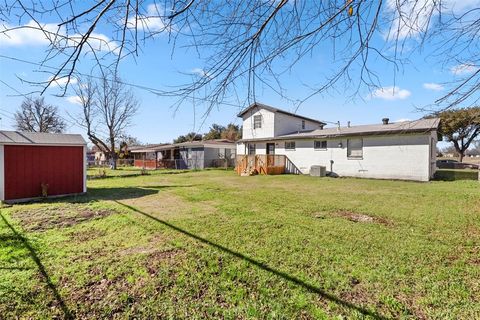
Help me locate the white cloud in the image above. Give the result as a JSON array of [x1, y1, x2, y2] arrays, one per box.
[[384, 0, 480, 40], [370, 86, 411, 101], [423, 82, 444, 91], [450, 63, 478, 76], [384, 0, 435, 40], [127, 4, 168, 32], [65, 95, 82, 105], [0, 20, 118, 53], [0, 20, 60, 46], [190, 68, 211, 78], [395, 118, 411, 123], [48, 76, 78, 88]]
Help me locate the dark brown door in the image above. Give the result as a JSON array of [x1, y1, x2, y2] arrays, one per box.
[[266, 143, 275, 167], [266, 143, 275, 155]]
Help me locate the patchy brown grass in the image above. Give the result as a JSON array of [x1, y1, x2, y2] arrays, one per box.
[[11, 205, 115, 232], [313, 210, 391, 225], [334, 210, 391, 225], [62, 247, 185, 318]]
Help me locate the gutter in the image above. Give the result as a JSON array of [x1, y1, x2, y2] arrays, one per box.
[[238, 128, 437, 143]]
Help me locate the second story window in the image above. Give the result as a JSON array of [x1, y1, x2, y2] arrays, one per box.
[[253, 115, 262, 129], [301, 120, 305, 129]]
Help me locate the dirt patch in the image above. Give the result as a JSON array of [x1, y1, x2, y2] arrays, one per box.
[[122, 191, 218, 220], [63, 247, 185, 318], [335, 210, 391, 225], [12, 204, 116, 232], [69, 228, 107, 242], [145, 248, 185, 276], [314, 210, 391, 225]]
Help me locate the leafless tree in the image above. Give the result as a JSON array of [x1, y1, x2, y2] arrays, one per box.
[[1, 1, 479, 112], [14, 97, 66, 133], [73, 72, 138, 169]]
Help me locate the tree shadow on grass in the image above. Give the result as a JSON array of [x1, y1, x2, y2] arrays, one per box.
[[0, 213, 73, 319], [115, 201, 387, 320], [84, 185, 197, 201]]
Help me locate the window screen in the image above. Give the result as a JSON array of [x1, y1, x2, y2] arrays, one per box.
[[347, 138, 363, 158], [253, 115, 262, 129], [301, 120, 306, 129]]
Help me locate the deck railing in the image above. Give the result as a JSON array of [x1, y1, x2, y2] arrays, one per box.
[[235, 154, 287, 175]]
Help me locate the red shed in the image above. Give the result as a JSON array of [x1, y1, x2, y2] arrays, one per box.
[[0, 131, 87, 202]]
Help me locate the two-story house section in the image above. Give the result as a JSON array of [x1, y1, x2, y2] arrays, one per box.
[[237, 102, 326, 156], [236, 102, 440, 181]]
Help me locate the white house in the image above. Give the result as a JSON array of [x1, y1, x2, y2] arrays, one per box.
[[236, 103, 440, 181]]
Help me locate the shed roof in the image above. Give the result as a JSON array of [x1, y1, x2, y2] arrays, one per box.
[[237, 102, 326, 126], [239, 118, 440, 142], [0, 130, 86, 146]]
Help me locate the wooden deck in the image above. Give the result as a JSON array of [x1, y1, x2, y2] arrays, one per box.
[[235, 155, 287, 175]]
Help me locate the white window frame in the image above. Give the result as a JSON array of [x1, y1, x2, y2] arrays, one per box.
[[285, 141, 296, 151], [253, 115, 262, 129], [301, 120, 306, 130], [314, 140, 327, 150], [347, 138, 363, 159]]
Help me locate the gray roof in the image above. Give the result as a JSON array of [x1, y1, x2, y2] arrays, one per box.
[[0, 130, 86, 146], [237, 102, 326, 126], [240, 118, 440, 142], [131, 139, 235, 153]]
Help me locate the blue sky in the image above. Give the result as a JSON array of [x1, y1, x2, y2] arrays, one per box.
[[0, 1, 478, 145]]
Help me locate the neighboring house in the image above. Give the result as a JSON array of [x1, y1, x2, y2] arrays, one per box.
[[131, 139, 236, 170], [236, 103, 440, 181], [91, 145, 107, 165], [0, 130, 87, 202]]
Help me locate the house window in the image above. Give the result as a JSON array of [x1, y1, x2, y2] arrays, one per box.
[[314, 140, 327, 150], [301, 120, 306, 129], [248, 143, 256, 155], [347, 138, 363, 159], [253, 115, 262, 129], [218, 148, 226, 159], [285, 141, 296, 150]]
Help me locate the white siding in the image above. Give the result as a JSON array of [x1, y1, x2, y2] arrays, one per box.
[[83, 146, 87, 193], [242, 108, 275, 139], [274, 112, 322, 136], [429, 131, 438, 178], [237, 142, 246, 155], [0, 145, 4, 201], [261, 134, 432, 181]]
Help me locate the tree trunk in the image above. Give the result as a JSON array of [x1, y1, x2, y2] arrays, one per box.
[[110, 151, 117, 170], [459, 152, 464, 163]]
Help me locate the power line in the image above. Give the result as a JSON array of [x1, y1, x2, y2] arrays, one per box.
[[0, 54, 340, 125]]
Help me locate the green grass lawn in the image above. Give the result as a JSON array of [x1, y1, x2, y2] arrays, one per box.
[[1, 169, 479, 319], [434, 169, 478, 181]]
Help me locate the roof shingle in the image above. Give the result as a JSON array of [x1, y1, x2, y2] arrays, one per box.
[[240, 118, 440, 142], [0, 131, 86, 145]]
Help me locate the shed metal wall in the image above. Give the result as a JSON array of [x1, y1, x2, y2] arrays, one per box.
[[4, 145, 84, 200]]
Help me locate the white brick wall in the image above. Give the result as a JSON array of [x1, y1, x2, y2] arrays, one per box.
[[237, 133, 435, 181]]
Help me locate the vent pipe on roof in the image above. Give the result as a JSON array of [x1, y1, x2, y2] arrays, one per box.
[[382, 118, 389, 125], [347, 121, 351, 128]]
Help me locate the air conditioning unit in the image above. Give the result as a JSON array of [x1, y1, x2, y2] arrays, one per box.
[[310, 165, 326, 177]]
